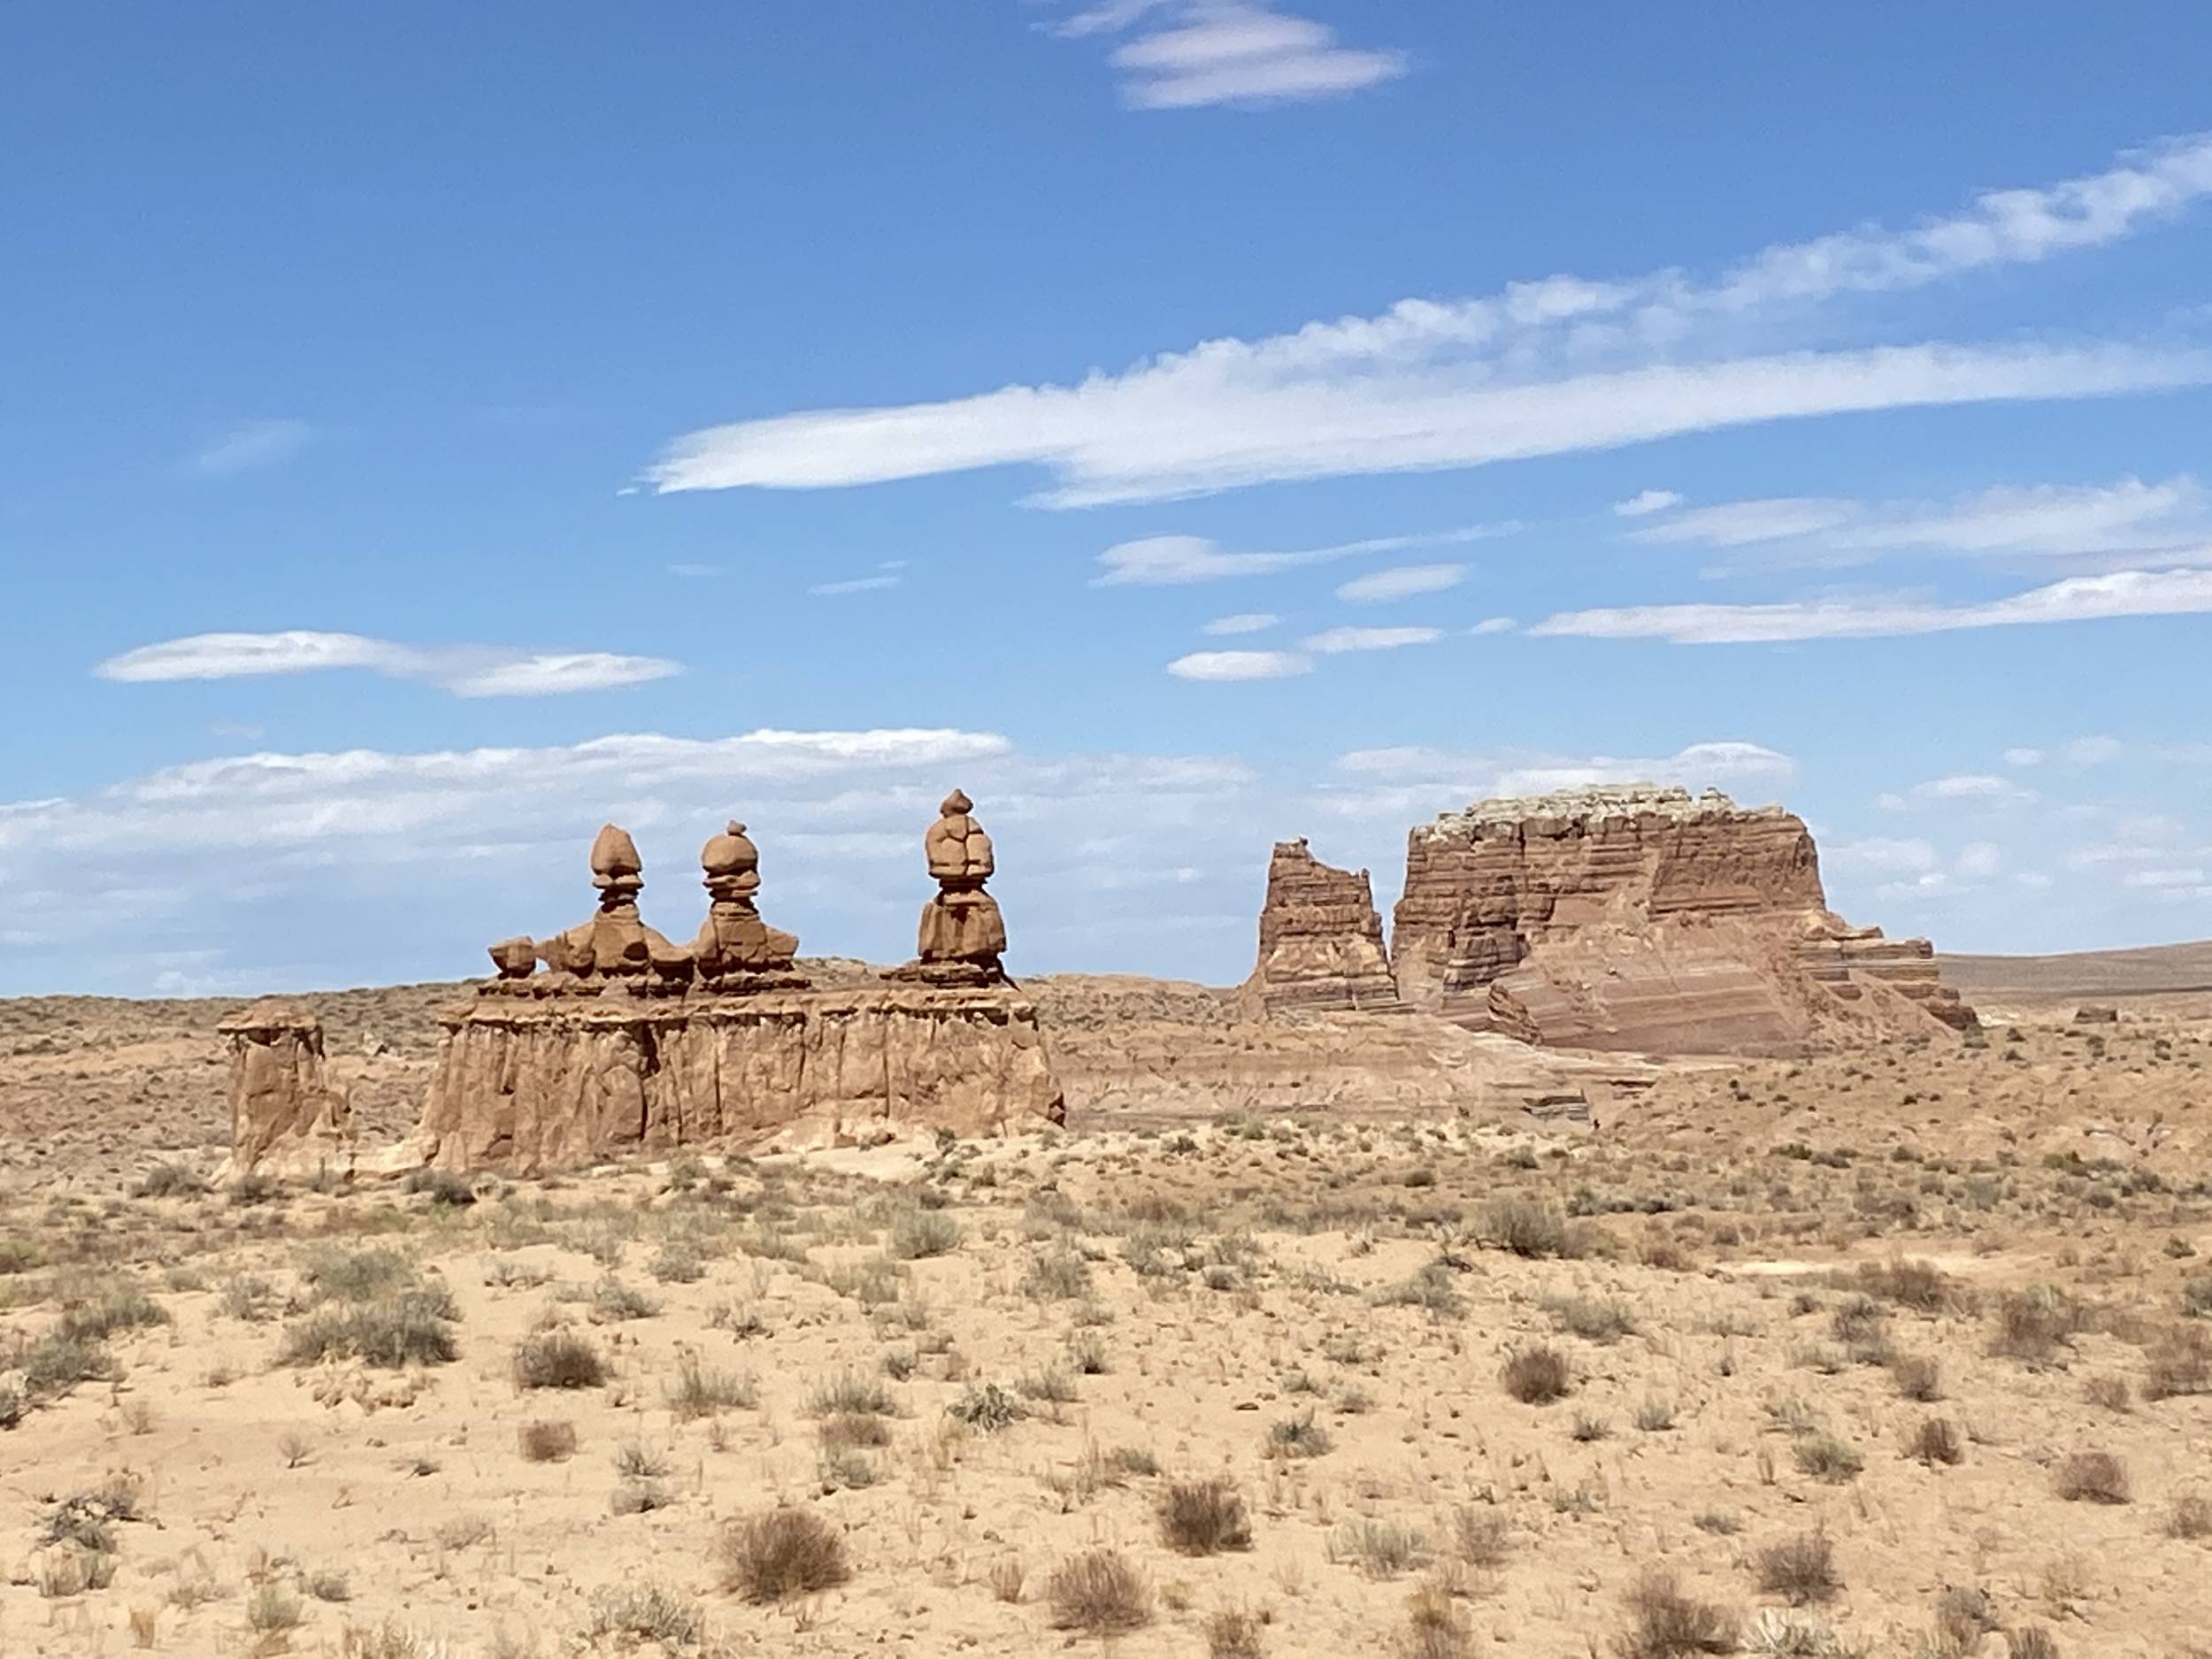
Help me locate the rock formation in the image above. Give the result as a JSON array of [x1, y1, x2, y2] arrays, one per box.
[[392, 814, 1062, 1174], [891, 790, 1010, 985], [1240, 839, 1407, 1014], [216, 999, 352, 1179], [1386, 785, 1973, 1054]]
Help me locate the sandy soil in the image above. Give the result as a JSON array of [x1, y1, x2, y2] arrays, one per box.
[[0, 986, 2208, 1658]]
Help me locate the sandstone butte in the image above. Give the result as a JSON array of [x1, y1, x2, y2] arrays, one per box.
[[1248, 783, 1975, 1055], [219, 795, 1064, 1179]]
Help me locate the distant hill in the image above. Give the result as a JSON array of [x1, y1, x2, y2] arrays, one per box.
[[1940, 941, 2212, 1001]]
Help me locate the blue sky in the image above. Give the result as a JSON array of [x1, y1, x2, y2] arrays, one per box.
[[4, 2, 2210, 995]]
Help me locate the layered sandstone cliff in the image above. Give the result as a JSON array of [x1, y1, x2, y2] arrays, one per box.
[[1241, 839, 1407, 1015], [216, 999, 354, 1179], [1390, 785, 1973, 1052]]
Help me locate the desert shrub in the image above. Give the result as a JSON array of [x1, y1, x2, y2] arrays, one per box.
[[665, 1356, 757, 1418], [219, 1273, 280, 1323], [1933, 1586, 1996, 1651], [1377, 1263, 1465, 1317], [1853, 1256, 1962, 1313], [1988, 1287, 2087, 1366], [947, 1383, 1024, 1432], [43, 1473, 146, 1551], [808, 1370, 895, 1417], [1106, 1444, 1160, 1477], [1334, 1517, 1429, 1578], [518, 1419, 578, 1463], [1045, 1549, 1150, 1635], [590, 1278, 661, 1322], [1741, 1609, 1856, 1656], [1481, 1195, 1573, 1258], [2166, 1494, 2212, 1539], [887, 1209, 961, 1260], [1206, 1607, 1268, 1659], [1018, 1368, 1078, 1404], [1907, 1417, 1963, 1466], [588, 1582, 703, 1646], [2084, 1373, 2131, 1412], [511, 1329, 606, 1389], [400, 1168, 476, 1208], [2052, 1450, 2129, 1503], [611, 1478, 676, 1515], [2007, 1631, 2060, 1659], [1753, 1526, 1839, 1604], [1543, 1294, 1637, 1343], [819, 1412, 894, 1454], [2183, 1274, 2212, 1318], [719, 1507, 850, 1603], [2143, 1325, 2211, 1399], [1022, 1249, 1094, 1302], [1067, 1330, 1110, 1374], [1157, 1477, 1252, 1555], [1635, 1395, 1678, 1432], [38, 1545, 117, 1597], [298, 1246, 416, 1303], [1452, 1507, 1510, 1568], [247, 1580, 304, 1632], [59, 1284, 169, 1344], [1891, 1354, 1942, 1402], [229, 1171, 282, 1207], [134, 1163, 210, 1200], [1571, 1411, 1611, 1442], [1400, 1579, 1472, 1658], [613, 1440, 671, 1479], [1500, 1345, 1572, 1404], [305, 1568, 350, 1602], [16, 1331, 113, 1397], [1791, 1432, 1863, 1482], [280, 1290, 457, 1369], [1263, 1409, 1332, 1459], [1616, 1570, 1738, 1656]]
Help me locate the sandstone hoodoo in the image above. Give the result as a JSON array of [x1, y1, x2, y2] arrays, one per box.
[[1386, 784, 1974, 1054], [1241, 838, 1407, 1014], [891, 789, 1010, 986], [215, 998, 352, 1179]]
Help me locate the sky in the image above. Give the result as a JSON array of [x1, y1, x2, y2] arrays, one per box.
[[4, 2, 2210, 997]]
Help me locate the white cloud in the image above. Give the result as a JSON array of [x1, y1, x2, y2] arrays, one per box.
[[2122, 867, 2212, 893], [2061, 735, 2125, 765], [1530, 563, 2212, 644], [188, 419, 313, 478], [94, 631, 682, 699], [1092, 523, 1509, 585], [1335, 563, 1465, 603], [1201, 612, 1279, 635], [1469, 616, 1517, 634], [1299, 626, 1440, 654], [1835, 836, 1940, 873], [1083, 3, 1409, 110], [1165, 649, 1312, 680], [649, 135, 2212, 505], [1613, 488, 1683, 518], [1957, 841, 2003, 878], [2003, 747, 2045, 767], [808, 575, 902, 595], [1912, 773, 2039, 804], [1628, 474, 2210, 565]]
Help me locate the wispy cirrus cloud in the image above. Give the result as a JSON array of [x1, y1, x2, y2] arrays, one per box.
[[1531, 563, 2212, 644], [1613, 488, 1683, 518], [648, 134, 2212, 506], [1054, 2, 1409, 110], [1165, 649, 1311, 680], [1300, 625, 1440, 654], [1091, 523, 1510, 585], [94, 631, 682, 698], [187, 419, 313, 478], [1201, 611, 1279, 634], [1630, 474, 2209, 566]]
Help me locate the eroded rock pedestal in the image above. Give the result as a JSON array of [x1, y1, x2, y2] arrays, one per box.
[[402, 806, 1062, 1174], [216, 999, 353, 1179], [1387, 785, 1974, 1054], [1241, 839, 1408, 1014]]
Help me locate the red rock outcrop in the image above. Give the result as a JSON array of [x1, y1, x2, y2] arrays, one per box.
[[1390, 785, 1974, 1052], [216, 999, 353, 1179], [398, 811, 1063, 1173], [1240, 839, 1407, 1014]]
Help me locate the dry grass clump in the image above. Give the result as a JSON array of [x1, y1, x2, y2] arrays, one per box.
[[1790, 1432, 1863, 1482], [280, 1290, 458, 1370], [1206, 1607, 1269, 1659], [517, 1418, 578, 1462], [1399, 1579, 1472, 1658], [1334, 1517, 1431, 1578], [1753, 1525, 1839, 1604], [664, 1355, 757, 1418], [1906, 1417, 1964, 1466], [1542, 1294, 1637, 1343], [511, 1329, 606, 1390], [1500, 1344, 1572, 1404], [886, 1207, 961, 1260], [1988, 1287, 2090, 1366], [588, 1582, 703, 1647], [2006, 1630, 2060, 1659], [1852, 1256, 1965, 1314], [2052, 1449, 2130, 1503], [2083, 1373, 2131, 1412], [2142, 1325, 2210, 1400], [1932, 1586, 1996, 1651], [2165, 1493, 2212, 1539], [1046, 1548, 1151, 1635], [807, 1370, 896, 1417], [1890, 1354, 1942, 1402], [1480, 1195, 1577, 1258], [718, 1507, 851, 1603], [1263, 1409, 1333, 1459], [1615, 1570, 1738, 1656], [1452, 1506, 1510, 1568], [1157, 1477, 1253, 1555]]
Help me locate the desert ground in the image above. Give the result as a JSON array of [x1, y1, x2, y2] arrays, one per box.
[[1, 973, 2208, 1658]]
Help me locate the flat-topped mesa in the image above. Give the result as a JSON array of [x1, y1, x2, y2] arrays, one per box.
[[488, 824, 693, 995], [887, 789, 1011, 987], [1391, 782, 1974, 1049], [1241, 839, 1408, 1015]]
